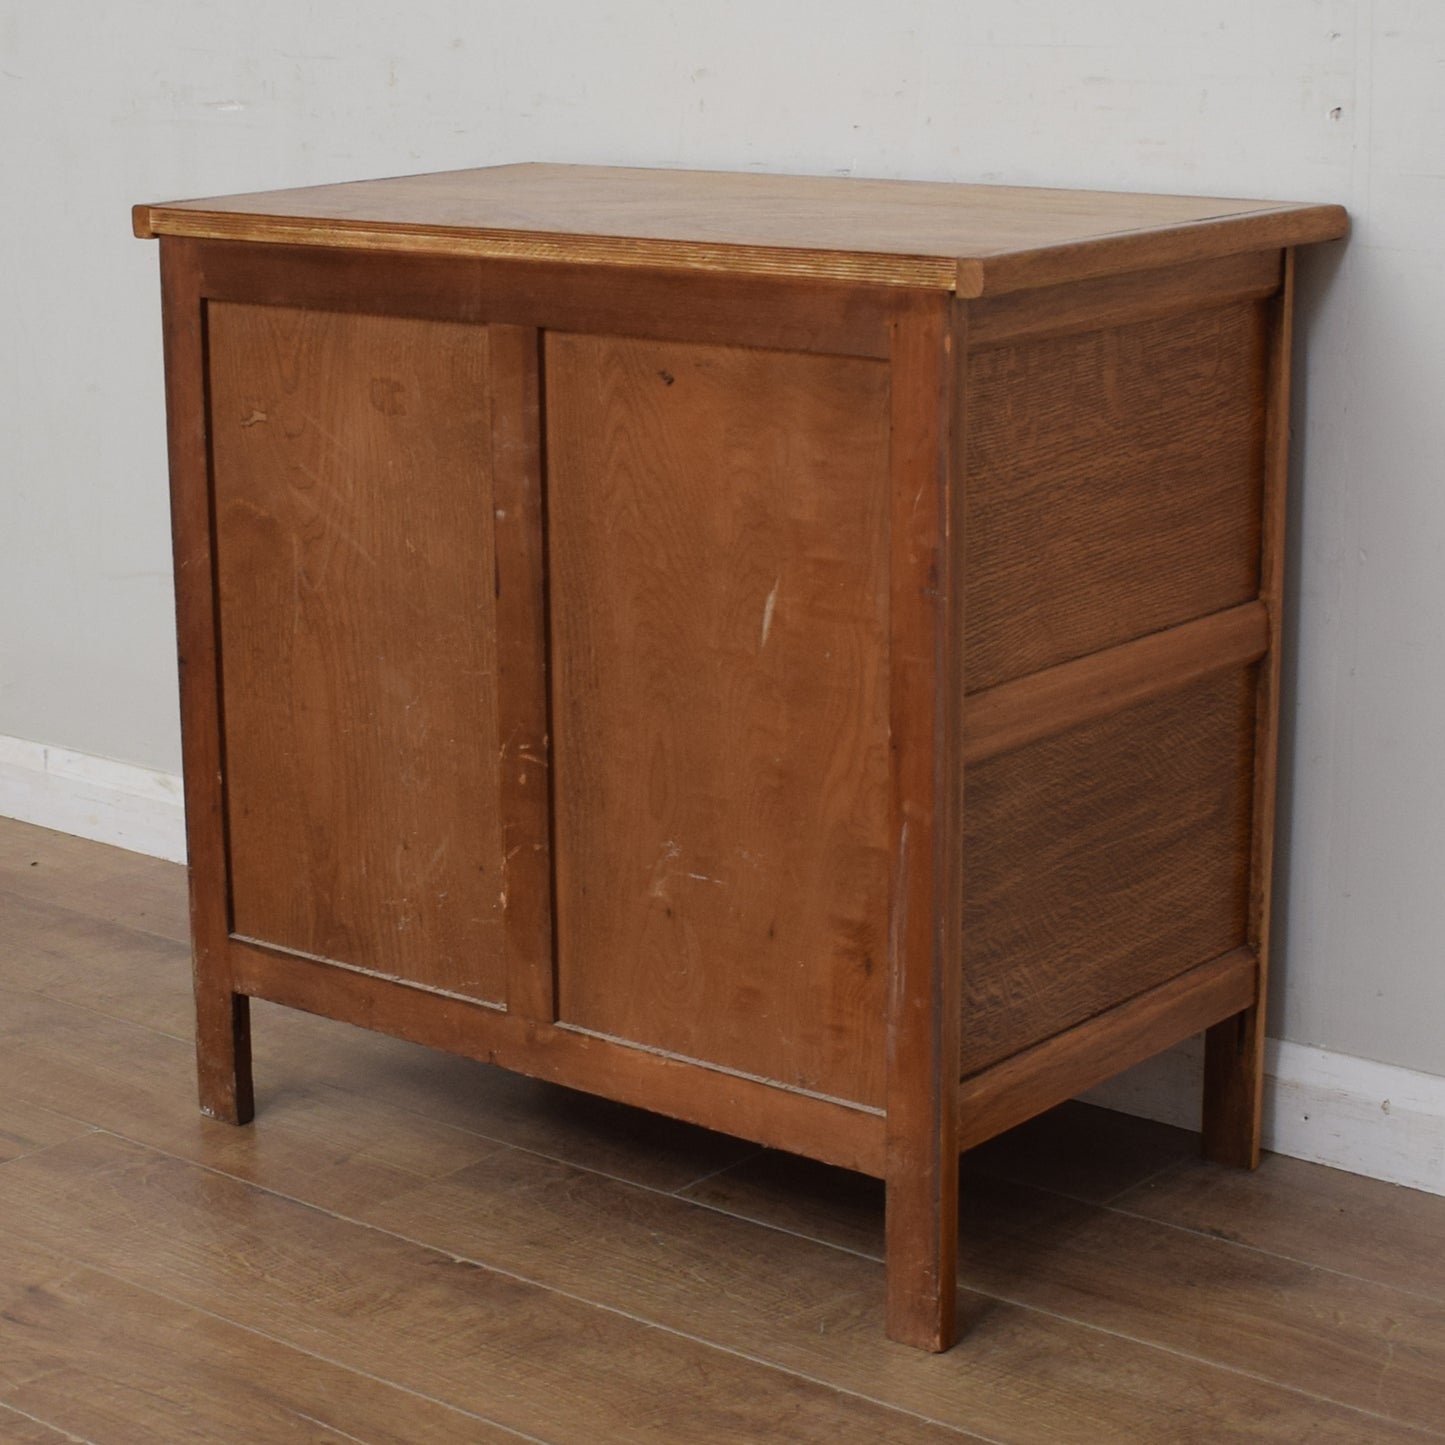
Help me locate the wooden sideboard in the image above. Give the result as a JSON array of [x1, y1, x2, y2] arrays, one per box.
[[135, 165, 1346, 1350]]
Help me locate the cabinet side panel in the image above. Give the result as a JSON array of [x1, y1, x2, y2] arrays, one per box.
[[546, 334, 892, 1106], [207, 303, 507, 1001], [964, 300, 1268, 690], [961, 669, 1255, 1075]]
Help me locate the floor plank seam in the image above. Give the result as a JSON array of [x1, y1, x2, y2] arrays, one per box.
[[938, 1282, 1445, 1440], [1095, 1154, 1195, 1207], [7, 1227, 561, 1445], [0, 1401, 96, 1445], [0, 1129, 102, 1173], [81, 1130, 996, 1445], [0, 975, 193, 1050], [77, 1117, 1445, 1437], [1094, 1198, 1445, 1308], [0, 879, 188, 951], [658, 1192, 1445, 1438], [667, 1146, 769, 1196]]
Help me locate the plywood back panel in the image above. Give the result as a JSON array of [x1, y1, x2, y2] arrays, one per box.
[[546, 334, 892, 1106], [208, 303, 508, 1002], [964, 300, 1269, 691], [960, 670, 1256, 1075]]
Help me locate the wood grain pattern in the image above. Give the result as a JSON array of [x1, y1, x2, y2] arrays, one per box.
[[882, 293, 964, 1351], [962, 601, 1268, 764], [956, 948, 1256, 1152], [6, 817, 1441, 1443], [0, 1133, 978, 1445], [231, 939, 887, 1177], [0, 1235, 511, 1444], [1204, 252, 1297, 1167], [1118, 1149, 1445, 1303], [686, 1151, 1445, 1438], [964, 299, 1269, 690], [193, 240, 895, 359], [0, 1406, 79, 1443], [961, 671, 1256, 1074], [966, 248, 1281, 349], [361, 1126, 1440, 1445], [159, 238, 253, 1125], [0, 816, 189, 943], [208, 303, 508, 1002], [546, 332, 893, 1106], [488, 325, 555, 1023], [134, 163, 1347, 294]]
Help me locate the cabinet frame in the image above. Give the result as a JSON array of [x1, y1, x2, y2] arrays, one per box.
[[158, 224, 1299, 1353]]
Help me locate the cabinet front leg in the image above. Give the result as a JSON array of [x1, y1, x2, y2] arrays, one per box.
[[885, 1121, 960, 1351], [195, 978, 254, 1126]]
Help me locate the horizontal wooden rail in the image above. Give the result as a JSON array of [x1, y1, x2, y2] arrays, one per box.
[[965, 249, 1281, 350], [229, 936, 888, 1177], [962, 602, 1268, 765], [956, 946, 1257, 1153]]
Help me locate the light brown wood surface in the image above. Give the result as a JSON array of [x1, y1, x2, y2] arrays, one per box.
[[1, 818, 1441, 1444], [546, 332, 893, 1104], [134, 162, 1347, 294], [138, 174, 1344, 1352], [208, 302, 509, 1001]]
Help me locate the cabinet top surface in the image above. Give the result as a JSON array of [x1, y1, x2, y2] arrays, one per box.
[[134, 162, 1346, 295]]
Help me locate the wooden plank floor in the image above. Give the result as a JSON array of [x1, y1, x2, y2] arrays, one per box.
[[1, 815, 1442, 1443]]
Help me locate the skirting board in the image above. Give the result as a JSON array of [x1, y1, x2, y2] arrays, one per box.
[[3, 731, 1443, 1197], [0, 733, 187, 864]]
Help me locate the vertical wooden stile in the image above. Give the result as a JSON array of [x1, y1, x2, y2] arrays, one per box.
[[490, 325, 557, 1022], [1202, 249, 1296, 1167], [883, 291, 965, 1351], [159, 237, 253, 1124]]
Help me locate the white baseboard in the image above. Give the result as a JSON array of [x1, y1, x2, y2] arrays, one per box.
[[0, 733, 187, 863], [1085, 1035, 1445, 1197], [3, 730, 1443, 1196]]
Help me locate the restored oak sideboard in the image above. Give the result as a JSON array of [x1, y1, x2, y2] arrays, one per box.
[[135, 165, 1346, 1350]]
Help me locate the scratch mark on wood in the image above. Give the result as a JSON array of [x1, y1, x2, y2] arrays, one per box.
[[760, 579, 779, 649]]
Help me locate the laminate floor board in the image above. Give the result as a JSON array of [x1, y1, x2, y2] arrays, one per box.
[[0, 876, 763, 1195], [0, 982, 517, 1216], [0, 889, 195, 1041], [4, 817, 1445, 1444], [1112, 1152, 1445, 1301], [0, 1133, 986, 1445], [0, 1099, 92, 1167], [687, 1150, 1445, 1436], [359, 1130, 1443, 1445], [0, 823, 189, 945], [0, 1403, 86, 1443], [0, 1233, 524, 1445], [1, 979, 1415, 1444]]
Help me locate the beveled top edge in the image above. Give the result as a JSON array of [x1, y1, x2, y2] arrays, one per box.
[[133, 162, 1349, 293]]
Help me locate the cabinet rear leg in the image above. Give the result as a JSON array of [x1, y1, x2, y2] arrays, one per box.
[[195, 983, 254, 1125], [1201, 1004, 1264, 1168]]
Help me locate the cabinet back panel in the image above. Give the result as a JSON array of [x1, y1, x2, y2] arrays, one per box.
[[207, 303, 508, 1001], [964, 301, 1268, 691], [546, 334, 892, 1106], [960, 670, 1255, 1075]]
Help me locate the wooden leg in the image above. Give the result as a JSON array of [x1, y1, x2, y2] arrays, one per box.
[[1202, 1004, 1264, 1168], [195, 983, 254, 1126], [885, 1137, 959, 1351]]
